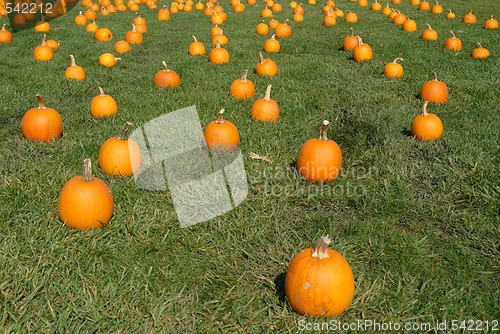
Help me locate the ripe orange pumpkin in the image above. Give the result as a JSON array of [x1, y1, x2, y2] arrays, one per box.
[[344, 10, 358, 23], [444, 30, 462, 51], [471, 42, 490, 59], [158, 5, 171, 20], [86, 20, 99, 33], [154, 61, 181, 88], [418, 0, 430, 11], [296, 120, 342, 182], [99, 53, 121, 67], [99, 122, 142, 176], [419, 72, 448, 104], [251, 84, 279, 122], [211, 30, 229, 45], [484, 15, 499, 29], [285, 236, 355, 317], [255, 51, 278, 76], [21, 94, 63, 142], [402, 17, 417, 32], [34, 34, 54, 61], [65, 55, 86, 81], [275, 19, 292, 38], [431, 0, 442, 14], [204, 109, 240, 150], [58, 158, 114, 230], [353, 36, 372, 62], [0, 24, 13, 43], [94, 27, 113, 41], [463, 9, 476, 24], [411, 100, 443, 141], [323, 8, 336, 26], [343, 27, 358, 51], [256, 20, 270, 35], [209, 42, 230, 64], [229, 70, 255, 99], [34, 16, 51, 32], [371, 0, 381, 11], [383, 57, 403, 78], [263, 34, 280, 53], [189, 35, 206, 56], [115, 40, 131, 53], [90, 87, 118, 118], [125, 24, 143, 44], [446, 10, 455, 19], [421, 23, 438, 40], [45, 39, 61, 50]]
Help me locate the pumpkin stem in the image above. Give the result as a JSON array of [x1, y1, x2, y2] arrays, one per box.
[[450, 30, 456, 38], [69, 54, 77, 66], [259, 51, 265, 64], [82, 158, 94, 182], [41, 33, 47, 46], [119, 121, 133, 140], [431, 71, 438, 81], [1, 24, 6, 31], [240, 69, 249, 81], [192, 35, 198, 42], [271, 33, 276, 40], [421, 100, 430, 116], [311, 236, 331, 260], [162, 61, 170, 71], [392, 57, 403, 64], [263, 84, 272, 100], [216, 41, 221, 48], [349, 27, 354, 36], [425, 23, 432, 30], [476, 42, 483, 49], [35, 94, 47, 110], [319, 120, 330, 141], [216, 108, 226, 124], [131, 23, 137, 32], [98, 86, 105, 96], [356, 35, 363, 45]]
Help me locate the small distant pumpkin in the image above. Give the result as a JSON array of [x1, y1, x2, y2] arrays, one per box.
[[255, 51, 278, 76], [444, 30, 462, 51], [256, 20, 270, 35], [154, 61, 181, 88], [189, 36, 206, 56], [251, 84, 280, 122], [0, 24, 13, 43], [99, 53, 121, 67], [421, 23, 438, 40], [125, 24, 143, 44], [34, 34, 54, 61], [471, 42, 490, 59], [65, 55, 86, 81], [419, 72, 448, 104], [34, 15, 51, 32], [431, 0, 442, 14], [462, 9, 476, 24], [446, 9, 455, 19], [21, 94, 63, 142], [158, 5, 171, 20], [75, 11, 88, 25], [86, 20, 99, 33], [115, 40, 131, 53], [484, 15, 498, 30], [402, 17, 417, 32], [94, 27, 113, 41], [90, 86, 118, 118], [344, 10, 358, 23], [343, 27, 358, 51], [204, 108, 240, 151], [275, 19, 292, 38], [411, 100, 443, 141], [383, 57, 403, 78], [229, 70, 255, 99]]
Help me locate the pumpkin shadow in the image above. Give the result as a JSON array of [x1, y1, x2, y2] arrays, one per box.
[[401, 128, 413, 137], [274, 272, 287, 304]]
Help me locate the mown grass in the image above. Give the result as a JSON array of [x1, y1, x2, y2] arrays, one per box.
[[0, 0, 499, 332]]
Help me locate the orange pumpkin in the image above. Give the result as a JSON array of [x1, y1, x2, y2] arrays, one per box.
[[65, 55, 86, 80], [260, 5, 272, 17], [34, 34, 54, 61], [98, 122, 142, 176], [90, 86, 118, 118], [58, 158, 114, 230], [209, 42, 230, 64], [411, 100, 443, 141], [471, 42, 490, 59], [444, 30, 462, 51], [421, 23, 438, 40], [463, 9, 476, 24], [263, 34, 280, 53], [256, 20, 270, 35], [431, 0, 442, 14], [344, 10, 358, 23], [99, 53, 121, 67], [115, 40, 131, 53], [352, 36, 372, 62], [323, 8, 336, 26], [419, 72, 448, 104], [86, 20, 99, 33], [229, 70, 255, 99], [211, 31, 228, 45], [418, 0, 430, 11], [75, 10, 88, 25], [21, 94, 63, 142], [402, 17, 417, 32], [0, 24, 13, 43], [189, 35, 206, 56], [94, 27, 113, 41], [275, 19, 292, 38], [296, 120, 342, 182], [446, 9, 455, 19], [154, 61, 180, 88], [383, 57, 403, 78], [285, 236, 355, 317], [255, 51, 278, 76], [343, 27, 358, 51], [371, 0, 381, 11], [211, 24, 223, 36], [45, 39, 61, 50], [204, 109, 240, 150], [382, 3, 392, 16], [484, 15, 498, 29], [34, 15, 51, 32], [251, 84, 279, 122], [158, 5, 171, 20], [125, 24, 143, 44]]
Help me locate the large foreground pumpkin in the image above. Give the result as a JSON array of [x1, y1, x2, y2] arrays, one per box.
[[285, 236, 355, 317]]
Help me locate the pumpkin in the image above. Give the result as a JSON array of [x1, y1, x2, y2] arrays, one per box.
[[471, 42, 490, 59], [211, 24, 223, 36], [392, 11, 407, 25], [352, 36, 372, 62], [370, 0, 381, 11], [256, 51, 278, 76], [94, 27, 113, 41], [275, 19, 292, 38], [84, 8, 98, 20], [98, 122, 142, 176], [418, 0, 430, 11], [334, 8, 344, 17], [444, 30, 462, 51], [115, 40, 131, 53], [251, 84, 279, 122], [269, 18, 280, 29], [296, 120, 342, 182], [271, 2, 281, 11], [323, 8, 336, 26], [431, 0, 442, 14], [125, 24, 143, 44], [100, 6, 110, 16], [34, 16, 51, 32], [154, 61, 181, 88], [263, 34, 280, 53], [90, 86, 118, 118], [293, 12, 304, 22], [293, 4, 304, 14], [343, 27, 358, 51], [382, 4, 392, 16], [383, 57, 403, 78], [234, 1, 245, 12], [421, 23, 438, 40], [256, 20, 270, 35], [484, 15, 498, 29], [99, 53, 121, 67], [204, 108, 240, 150], [289, 1, 298, 8], [357, 0, 368, 7], [158, 5, 171, 20], [285, 236, 355, 317], [392, 0, 401, 4], [463, 9, 476, 24], [21, 94, 63, 142], [65, 55, 86, 80], [86, 20, 99, 33], [209, 42, 230, 64], [229, 70, 255, 99], [195, 0, 204, 10], [34, 34, 54, 61], [344, 10, 358, 23], [134, 14, 148, 33], [45, 39, 61, 50], [58, 158, 114, 230], [446, 10, 455, 19], [189, 36, 206, 56], [389, 10, 399, 19], [13, 13, 28, 26], [419, 72, 448, 104], [212, 31, 229, 45], [411, 100, 443, 141], [260, 5, 272, 17], [410, 0, 420, 5], [0, 24, 13, 43], [402, 17, 417, 32]]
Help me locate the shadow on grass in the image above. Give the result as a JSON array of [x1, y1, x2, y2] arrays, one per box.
[[401, 127, 413, 137], [274, 272, 287, 304]]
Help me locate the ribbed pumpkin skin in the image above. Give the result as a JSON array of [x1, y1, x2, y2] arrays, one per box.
[[98, 138, 142, 176], [58, 176, 114, 230], [229, 74, 255, 99], [21, 108, 63, 142], [419, 81, 448, 104], [204, 117, 240, 151], [411, 113, 443, 140], [296, 139, 342, 182], [90, 90, 118, 118], [251, 99, 279, 121], [285, 247, 355, 317]]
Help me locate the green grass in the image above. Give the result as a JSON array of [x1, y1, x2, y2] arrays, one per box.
[[0, 0, 499, 332]]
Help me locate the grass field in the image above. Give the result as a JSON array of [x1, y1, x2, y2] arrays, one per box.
[[0, 0, 499, 332]]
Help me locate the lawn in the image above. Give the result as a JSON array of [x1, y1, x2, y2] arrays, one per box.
[[0, 0, 499, 332]]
